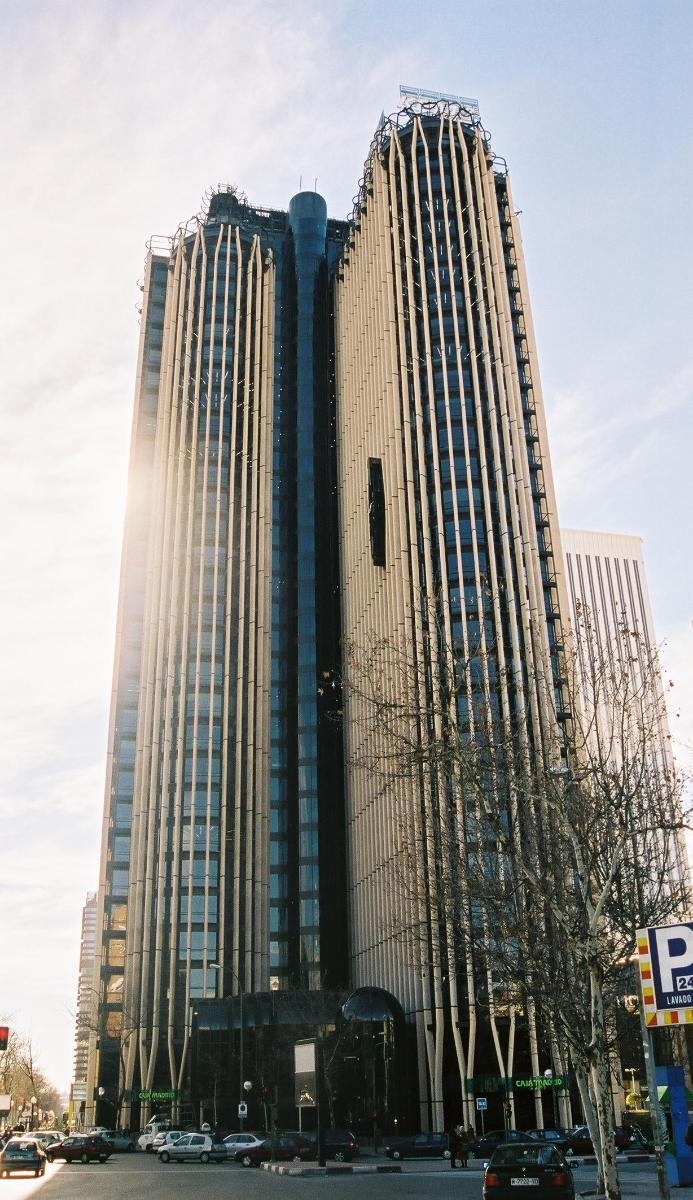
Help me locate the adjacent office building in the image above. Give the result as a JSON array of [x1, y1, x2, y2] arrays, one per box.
[[562, 527, 686, 874], [70, 892, 97, 1124], [87, 89, 572, 1131]]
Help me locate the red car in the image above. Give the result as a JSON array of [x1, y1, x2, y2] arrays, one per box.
[[45, 1133, 112, 1163], [234, 1133, 312, 1167], [566, 1126, 632, 1155]]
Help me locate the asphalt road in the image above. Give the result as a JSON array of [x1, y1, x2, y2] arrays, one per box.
[[0, 1153, 664, 1200]]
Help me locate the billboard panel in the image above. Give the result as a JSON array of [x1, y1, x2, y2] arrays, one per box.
[[294, 1039, 317, 1107], [637, 923, 693, 1027]]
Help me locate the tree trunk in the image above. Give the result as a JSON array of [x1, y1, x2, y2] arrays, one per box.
[[590, 962, 621, 1200], [575, 1060, 604, 1193]]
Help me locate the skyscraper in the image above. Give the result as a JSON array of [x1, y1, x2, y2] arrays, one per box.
[[334, 89, 570, 1130], [87, 189, 349, 1126], [70, 892, 97, 1125], [88, 88, 572, 1132], [561, 527, 686, 876]]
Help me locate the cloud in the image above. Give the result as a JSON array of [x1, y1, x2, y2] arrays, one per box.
[[546, 360, 693, 518], [661, 621, 693, 774]]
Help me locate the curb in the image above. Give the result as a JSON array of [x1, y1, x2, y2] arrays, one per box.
[[263, 1162, 403, 1176]]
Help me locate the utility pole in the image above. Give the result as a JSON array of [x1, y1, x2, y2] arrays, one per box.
[[640, 1016, 670, 1200]]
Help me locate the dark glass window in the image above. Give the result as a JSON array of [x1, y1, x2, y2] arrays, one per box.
[[368, 458, 386, 567]]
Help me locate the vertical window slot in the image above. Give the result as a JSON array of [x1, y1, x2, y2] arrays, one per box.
[[368, 458, 386, 567]]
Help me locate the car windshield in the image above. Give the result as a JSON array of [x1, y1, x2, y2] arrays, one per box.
[[493, 1145, 562, 1166], [5, 1142, 37, 1156]]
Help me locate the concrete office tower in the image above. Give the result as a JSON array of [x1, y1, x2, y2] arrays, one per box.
[[562, 528, 664, 693], [86, 188, 348, 1126], [334, 92, 571, 1128], [561, 528, 687, 869], [71, 892, 97, 1122]]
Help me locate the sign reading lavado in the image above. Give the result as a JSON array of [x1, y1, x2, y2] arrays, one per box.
[[637, 922, 693, 1027]]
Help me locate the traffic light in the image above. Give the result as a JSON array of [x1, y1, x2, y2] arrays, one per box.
[[0, 1027, 8, 1052]]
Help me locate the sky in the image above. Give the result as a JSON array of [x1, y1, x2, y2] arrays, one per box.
[[1, 0, 691, 1095]]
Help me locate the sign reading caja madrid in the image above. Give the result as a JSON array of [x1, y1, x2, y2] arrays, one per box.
[[637, 923, 693, 1027]]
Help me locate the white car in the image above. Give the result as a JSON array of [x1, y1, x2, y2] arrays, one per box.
[[151, 1130, 187, 1150], [32, 1131, 64, 1147], [223, 1132, 266, 1158], [157, 1132, 226, 1163]]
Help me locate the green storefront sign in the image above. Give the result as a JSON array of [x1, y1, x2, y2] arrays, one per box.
[[465, 1075, 566, 1092], [138, 1090, 178, 1102]]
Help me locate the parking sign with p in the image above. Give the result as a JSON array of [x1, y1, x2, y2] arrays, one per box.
[[637, 923, 693, 1026]]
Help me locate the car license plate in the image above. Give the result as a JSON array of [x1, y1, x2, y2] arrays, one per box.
[[511, 1178, 539, 1186]]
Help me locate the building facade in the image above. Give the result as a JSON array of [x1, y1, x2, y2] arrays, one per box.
[[334, 94, 571, 1130], [86, 189, 349, 1127], [70, 891, 97, 1124], [561, 527, 687, 877], [88, 90, 574, 1132]]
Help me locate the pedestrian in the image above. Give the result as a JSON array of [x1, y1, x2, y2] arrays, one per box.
[[457, 1125, 469, 1167], [449, 1124, 462, 1168]]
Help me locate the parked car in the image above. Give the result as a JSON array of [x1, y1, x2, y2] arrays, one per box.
[[300, 1128, 359, 1162], [100, 1129, 137, 1152], [223, 1131, 267, 1157], [45, 1133, 113, 1163], [157, 1132, 226, 1163], [233, 1133, 312, 1167], [384, 1131, 451, 1160], [566, 1125, 633, 1155], [524, 1129, 573, 1154], [32, 1130, 65, 1149], [472, 1129, 540, 1158], [0, 1137, 47, 1178], [483, 1141, 575, 1200], [151, 1129, 187, 1150]]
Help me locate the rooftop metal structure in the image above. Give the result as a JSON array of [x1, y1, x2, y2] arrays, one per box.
[[399, 84, 480, 117]]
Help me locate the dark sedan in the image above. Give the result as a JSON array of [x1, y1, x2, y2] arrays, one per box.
[[472, 1129, 540, 1158], [524, 1129, 572, 1154], [45, 1133, 112, 1163], [0, 1137, 47, 1177], [483, 1141, 575, 1200], [300, 1128, 359, 1162], [384, 1131, 450, 1160], [234, 1134, 312, 1167]]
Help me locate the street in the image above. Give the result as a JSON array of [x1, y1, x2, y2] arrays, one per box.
[[0, 1154, 666, 1200]]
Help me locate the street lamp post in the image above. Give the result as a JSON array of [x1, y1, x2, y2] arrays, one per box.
[[29, 1097, 37, 1131], [543, 1069, 559, 1129]]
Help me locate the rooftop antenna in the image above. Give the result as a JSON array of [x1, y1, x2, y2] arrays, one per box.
[[299, 175, 302, 191], [314, 177, 317, 191]]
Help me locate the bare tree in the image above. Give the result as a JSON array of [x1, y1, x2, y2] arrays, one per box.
[[0, 1025, 61, 1129], [339, 602, 690, 1200]]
